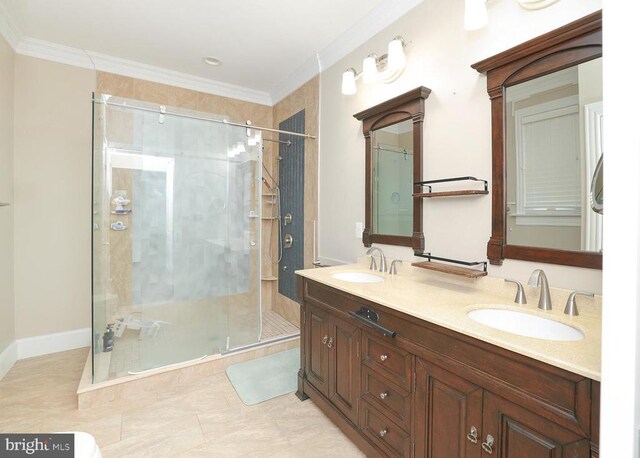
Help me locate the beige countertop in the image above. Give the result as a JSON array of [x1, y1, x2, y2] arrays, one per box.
[[296, 260, 601, 381]]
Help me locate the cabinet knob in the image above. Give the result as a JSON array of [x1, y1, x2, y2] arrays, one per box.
[[380, 354, 388, 362], [379, 391, 389, 400], [466, 426, 478, 444], [322, 335, 328, 345], [379, 429, 388, 438], [481, 434, 494, 454], [327, 337, 334, 349]]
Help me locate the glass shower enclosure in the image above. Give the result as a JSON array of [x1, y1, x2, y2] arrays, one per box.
[[91, 94, 262, 383]]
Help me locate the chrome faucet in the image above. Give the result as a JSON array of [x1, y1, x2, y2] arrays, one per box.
[[564, 291, 594, 316], [365, 247, 387, 273], [389, 259, 402, 275], [505, 279, 527, 304], [528, 269, 552, 310]]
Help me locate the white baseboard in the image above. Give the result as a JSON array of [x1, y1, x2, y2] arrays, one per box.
[[0, 341, 17, 380], [16, 327, 92, 360]]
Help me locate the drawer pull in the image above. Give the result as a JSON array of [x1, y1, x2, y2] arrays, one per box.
[[380, 354, 388, 362], [481, 435, 494, 454], [327, 337, 334, 349], [379, 429, 388, 438], [379, 391, 389, 400], [322, 335, 328, 345], [466, 426, 478, 444], [349, 308, 397, 337]]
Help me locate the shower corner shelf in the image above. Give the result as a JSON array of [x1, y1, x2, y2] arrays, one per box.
[[261, 276, 277, 281], [412, 253, 487, 278], [414, 176, 488, 198]]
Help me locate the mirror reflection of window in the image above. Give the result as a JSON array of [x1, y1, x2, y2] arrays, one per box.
[[506, 57, 602, 253], [371, 119, 413, 237]]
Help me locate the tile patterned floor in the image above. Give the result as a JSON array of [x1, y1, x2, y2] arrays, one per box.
[[0, 348, 363, 458], [260, 310, 299, 341]]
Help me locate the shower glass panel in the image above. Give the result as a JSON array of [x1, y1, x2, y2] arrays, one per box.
[[92, 94, 261, 383]]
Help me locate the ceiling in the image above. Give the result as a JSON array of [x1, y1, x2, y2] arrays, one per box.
[[0, 0, 421, 103]]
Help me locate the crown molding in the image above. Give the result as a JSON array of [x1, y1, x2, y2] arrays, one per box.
[[87, 51, 272, 106], [271, 54, 320, 105], [269, 0, 423, 104], [16, 37, 95, 69], [0, 2, 22, 49], [317, 0, 423, 73], [14, 38, 272, 105]]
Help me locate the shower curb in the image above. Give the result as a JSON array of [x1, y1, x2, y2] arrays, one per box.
[[76, 335, 299, 409]]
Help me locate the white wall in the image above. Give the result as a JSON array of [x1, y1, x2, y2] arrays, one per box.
[[13, 56, 94, 339], [318, 0, 602, 293], [601, 1, 640, 456], [0, 34, 15, 360]]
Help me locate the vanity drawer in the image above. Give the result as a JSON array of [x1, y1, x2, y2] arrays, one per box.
[[360, 401, 411, 457], [362, 367, 411, 432], [362, 332, 413, 391]]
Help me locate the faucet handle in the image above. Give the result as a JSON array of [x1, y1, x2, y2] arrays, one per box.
[[369, 256, 378, 271], [564, 291, 594, 316], [505, 279, 527, 305], [389, 259, 402, 275]]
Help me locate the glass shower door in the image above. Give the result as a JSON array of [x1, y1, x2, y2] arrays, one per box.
[[92, 94, 261, 382]]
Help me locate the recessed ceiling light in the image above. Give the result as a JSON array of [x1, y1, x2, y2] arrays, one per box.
[[203, 56, 222, 66]]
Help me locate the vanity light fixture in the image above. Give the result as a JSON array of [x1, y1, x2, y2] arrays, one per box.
[[464, 0, 561, 31], [341, 36, 407, 95]]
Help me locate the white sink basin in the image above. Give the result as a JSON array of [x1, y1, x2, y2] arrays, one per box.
[[467, 308, 584, 341], [331, 272, 384, 283]]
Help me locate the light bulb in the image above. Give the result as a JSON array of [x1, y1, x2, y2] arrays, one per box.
[[341, 69, 357, 95], [464, 0, 488, 31], [387, 38, 406, 72], [362, 55, 378, 84]]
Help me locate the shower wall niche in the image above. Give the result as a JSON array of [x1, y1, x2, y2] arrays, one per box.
[[92, 94, 262, 383]]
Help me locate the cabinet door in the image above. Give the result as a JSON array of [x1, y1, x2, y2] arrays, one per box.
[[481, 391, 590, 458], [305, 304, 330, 397], [328, 315, 361, 425], [415, 358, 483, 458]]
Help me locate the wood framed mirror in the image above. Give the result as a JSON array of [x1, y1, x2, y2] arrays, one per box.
[[354, 87, 431, 253], [472, 11, 602, 269]]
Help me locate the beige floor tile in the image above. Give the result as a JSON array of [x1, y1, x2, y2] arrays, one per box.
[[101, 415, 205, 458], [1, 348, 362, 457]]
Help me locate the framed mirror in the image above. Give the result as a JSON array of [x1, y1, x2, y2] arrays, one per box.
[[354, 87, 431, 253], [472, 11, 602, 269]]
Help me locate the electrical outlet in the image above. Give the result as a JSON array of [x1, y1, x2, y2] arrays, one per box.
[[356, 222, 363, 238]]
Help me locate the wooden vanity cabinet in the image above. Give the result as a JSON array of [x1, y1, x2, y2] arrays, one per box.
[[304, 302, 361, 425], [414, 359, 590, 457], [297, 277, 600, 458]]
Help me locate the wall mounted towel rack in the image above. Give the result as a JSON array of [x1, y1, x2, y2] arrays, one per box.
[[414, 176, 488, 198], [412, 252, 488, 278]]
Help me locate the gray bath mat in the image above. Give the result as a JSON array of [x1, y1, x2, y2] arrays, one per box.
[[226, 348, 299, 405]]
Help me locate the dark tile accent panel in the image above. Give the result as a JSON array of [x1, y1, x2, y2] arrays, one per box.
[[278, 110, 305, 302]]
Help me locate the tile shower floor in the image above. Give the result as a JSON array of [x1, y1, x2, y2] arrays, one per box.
[[106, 309, 299, 380], [0, 348, 364, 457]]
